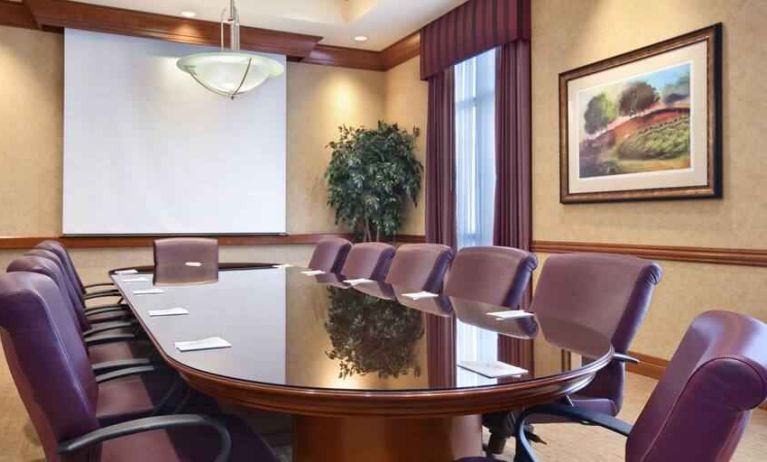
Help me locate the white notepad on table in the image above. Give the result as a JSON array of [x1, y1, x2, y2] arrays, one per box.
[[458, 360, 528, 379], [401, 291, 439, 300], [486, 310, 535, 320], [133, 288, 164, 295], [185, 261, 202, 267], [175, 337, 231, 352], [300, 270, 325, 276], [343, 278, 374, 286], [115, 269, 138, 275], [122, 277, 150, 283], [148, 307, 189, 317]]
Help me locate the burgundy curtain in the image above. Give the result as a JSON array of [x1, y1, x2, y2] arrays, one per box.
[[424, 69, 456, 387], [494, 39, 533, 372]]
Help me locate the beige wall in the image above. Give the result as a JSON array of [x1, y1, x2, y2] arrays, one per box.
[[531, 0, 767, 358], [385, 57, 428, 235]]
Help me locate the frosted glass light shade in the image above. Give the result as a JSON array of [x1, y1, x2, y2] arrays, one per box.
[[177, 52, 284, 99]]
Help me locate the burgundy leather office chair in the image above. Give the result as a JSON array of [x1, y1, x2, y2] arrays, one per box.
[[36, 240, 120, 301], [340, 242, 396, 280], [308, 237, 352, 273], [512, 310, 767, 462], [153, 238, 219, 285], [485, 253, 662, 453], [6, 256, 153, 365], [443, 246, 538, 307], [384, 243, 455, 293], [0, 272, 276, 462]]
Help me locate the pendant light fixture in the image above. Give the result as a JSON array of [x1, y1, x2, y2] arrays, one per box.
[[177, 0, 284, 99]]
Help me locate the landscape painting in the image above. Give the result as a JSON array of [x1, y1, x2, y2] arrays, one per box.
[[577, 63, 691, 178], [559, 24, 721, 203]]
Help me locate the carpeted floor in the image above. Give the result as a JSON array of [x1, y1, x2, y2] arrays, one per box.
[[1, 356, 764, 461]]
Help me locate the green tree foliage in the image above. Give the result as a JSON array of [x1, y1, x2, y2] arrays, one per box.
[[584, 92, 617, 134], [662, 74, 690, 104], [325, 121, 422, 242], [324, 287, 423, 379], [619, 81, 659, 116]]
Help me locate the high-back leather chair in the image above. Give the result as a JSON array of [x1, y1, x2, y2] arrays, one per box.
[[443, 246, 538, 306], [513, 310, 767, 462], [531, 253, 662, 415], [340, 242, 396, 280], [153, 238, 219, 285], [308, 237, 352, 273], [384, 244, 455, 293], [34, 241, 120, 301], [0, 272, 276, 462], [485, 253, 662, 453]]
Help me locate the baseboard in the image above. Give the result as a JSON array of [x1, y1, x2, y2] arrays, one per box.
[[628, 350, 767, 411]]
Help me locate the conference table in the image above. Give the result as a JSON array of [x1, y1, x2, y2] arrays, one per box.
[[111, 265, 614, 462]]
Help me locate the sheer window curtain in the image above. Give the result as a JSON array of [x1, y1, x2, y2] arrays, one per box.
[[454, 49, 497, 384]]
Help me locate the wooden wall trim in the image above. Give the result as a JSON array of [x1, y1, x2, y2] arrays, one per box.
[[0, 0, 37, 30], [301, 44, 386, 71], [532, 240, 767, 268], [3, 0, 420, 71], [0, 234, 428, 250], [24, 0, 322, 58], [380, 32, 421, 69]]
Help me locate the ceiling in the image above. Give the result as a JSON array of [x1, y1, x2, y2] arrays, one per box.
[[72, 0, 468, 50]]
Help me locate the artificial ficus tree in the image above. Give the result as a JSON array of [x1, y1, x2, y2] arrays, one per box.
[[325, 121, 422, 242]]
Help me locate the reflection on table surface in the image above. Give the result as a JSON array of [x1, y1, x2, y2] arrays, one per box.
[[112, 266, 612, 392]]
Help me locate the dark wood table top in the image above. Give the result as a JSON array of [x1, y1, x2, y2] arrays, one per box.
[[112, 266, 613, 417]]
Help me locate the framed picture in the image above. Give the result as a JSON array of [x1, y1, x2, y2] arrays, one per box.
[[559, 24, 722, 203]]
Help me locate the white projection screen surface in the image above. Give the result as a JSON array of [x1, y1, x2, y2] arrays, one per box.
[[63, 29, 287, 235]]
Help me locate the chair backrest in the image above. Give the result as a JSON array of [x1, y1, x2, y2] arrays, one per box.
[[443, 246, 537, 307], [384, 244, 455, 293], [7, 255, 90, 333], [26, 248, 89, 319], [340, 242, 396, 280], [35, 240, 85, 295], [153, 237, 219, 285], [627, 311, 767, 462], [308, 238, 352, 273], [0, 272, 99, 461], [531, 253, 662, 413]]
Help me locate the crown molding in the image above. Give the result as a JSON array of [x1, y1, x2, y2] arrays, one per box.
[[0, 1, 421, 71]]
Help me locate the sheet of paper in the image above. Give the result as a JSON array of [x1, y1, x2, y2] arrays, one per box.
[[114, 269, 138, 275], [175, 337, 231, 352], [486, 310, 535, 320], [133, 288, 164, 295], [185, 261, 202, 267], [458, 360, 528, 379], [122, 277, 150, 283], [401, 291, 439, 300], [148, 307, 189, 317], [343, 278, 374, 286], [300, 270, 325, 276], [272, 264, 293, 268]]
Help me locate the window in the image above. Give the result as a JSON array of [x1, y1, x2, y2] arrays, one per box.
[[454, 49, 497, 383], [455, 48, 496, 249]]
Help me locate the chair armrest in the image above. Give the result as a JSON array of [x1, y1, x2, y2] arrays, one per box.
[[514, 403, 633, 462], [92, 358, 153, 374], [613, 353, 640, 364], [86, 306, 131, 318], [95, 364, 167, 383], [82, 321, 136, 338], [84, 303, 128, 313], [57, 414, 231, 461], [83, 333, 137, 346], [83, 289, 121, 300], [84, 282, 115, 291]]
